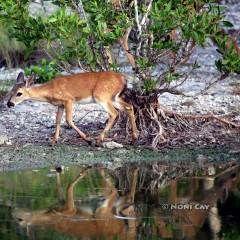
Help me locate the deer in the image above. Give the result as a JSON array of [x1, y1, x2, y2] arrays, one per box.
[[7, 71, 139, 145], [14, 167, 139, 239]]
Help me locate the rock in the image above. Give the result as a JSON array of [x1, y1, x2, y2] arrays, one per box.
[[197, 154, 208, 167], [102, 141, 123, 149], [5, 140, 12, 146], [87, 152, 94, 157], [208, 165, 216, 176], [181, 100, 195, 107], [0, 135, 8, 145], [113, 157, 123, 163], [228, 149, 240, 154], [218, 110, 226, 115], [0, 68, 23, 81]]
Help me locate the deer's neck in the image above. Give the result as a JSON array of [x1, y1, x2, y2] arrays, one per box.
[[27, 84, 51, 102]]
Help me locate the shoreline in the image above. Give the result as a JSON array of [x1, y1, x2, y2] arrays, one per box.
[[0, 144, 239, 172]]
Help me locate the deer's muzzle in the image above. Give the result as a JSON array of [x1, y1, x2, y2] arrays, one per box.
[[7, 101, 15, 108]]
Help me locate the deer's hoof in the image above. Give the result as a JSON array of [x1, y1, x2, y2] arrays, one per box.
[[50, 139, 58, 146], [84, 138, 96, 146], [96, 137, 104, 147], [131, 136, 139, 145], [87, 138, 102, 147], [84, 137, 102, 147]]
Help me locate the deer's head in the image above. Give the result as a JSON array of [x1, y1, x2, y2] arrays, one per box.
[[7, 72, 35, 108]]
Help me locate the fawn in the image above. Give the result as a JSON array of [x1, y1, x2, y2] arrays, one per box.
[[7, 72, 139, 145]]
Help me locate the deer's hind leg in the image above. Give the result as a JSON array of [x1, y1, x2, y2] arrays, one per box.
[[95, 169, 118, 217], [114, 96, 139, 143]]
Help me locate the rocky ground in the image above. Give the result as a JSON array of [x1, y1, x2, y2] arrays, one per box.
[[0, 68, 239, 171], [0, 70, 239, 149], [1, 60, 240, 150], [0, 0, 240, 170], [0, 1, 240, 148]]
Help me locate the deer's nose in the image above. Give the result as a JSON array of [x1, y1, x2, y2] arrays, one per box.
[[7, 101, 15, 108]]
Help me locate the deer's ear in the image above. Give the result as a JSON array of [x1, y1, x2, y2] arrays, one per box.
[[25, 74, 35, 88], [16, 72, 25, 84]]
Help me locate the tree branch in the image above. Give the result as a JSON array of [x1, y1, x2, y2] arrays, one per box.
[[71, 0, 87, 20], [134, 0, 141, 38], [140, 0, 153, 27], [119, 27, 136, 68]]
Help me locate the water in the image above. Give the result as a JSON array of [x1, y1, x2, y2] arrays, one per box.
[[0, 162, 239, 240]]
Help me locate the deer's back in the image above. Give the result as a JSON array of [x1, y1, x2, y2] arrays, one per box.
[[49, 72, 126, 102]]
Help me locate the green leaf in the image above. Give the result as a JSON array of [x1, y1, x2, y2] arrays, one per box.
[[222, 20, 234, 28], [48, 17, 58, 23]]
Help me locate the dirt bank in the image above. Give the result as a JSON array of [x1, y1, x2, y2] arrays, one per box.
[[0, 144, 239, 172]]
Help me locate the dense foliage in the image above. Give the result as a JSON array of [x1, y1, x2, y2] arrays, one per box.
[[0, 0, 239, 88]]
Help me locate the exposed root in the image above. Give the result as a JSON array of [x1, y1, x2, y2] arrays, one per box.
[[135, 103, 167, 148], [110, 161, 239, 193], [146, 107, 166, 146], [162, 107, 240, 129], [122, 90, 240, 148]]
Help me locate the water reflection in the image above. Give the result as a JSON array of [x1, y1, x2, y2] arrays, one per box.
[[14, 167, 138, 240], [0, 162, 239, 240]]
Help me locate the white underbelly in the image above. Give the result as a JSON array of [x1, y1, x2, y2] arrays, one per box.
[[77, 96, 95, 104]]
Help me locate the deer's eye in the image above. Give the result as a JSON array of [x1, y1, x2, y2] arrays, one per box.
[[16, 92, 22, 97]]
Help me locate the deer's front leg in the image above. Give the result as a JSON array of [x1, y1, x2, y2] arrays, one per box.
[[65, 101, 92, 144], [52, 105, 64, 145]]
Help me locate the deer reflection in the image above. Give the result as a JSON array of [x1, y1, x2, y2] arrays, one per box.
[[13, 163, 240, 240], [14, 167, 139, 240]]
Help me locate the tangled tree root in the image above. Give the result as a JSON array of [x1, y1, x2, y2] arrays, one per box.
[[123, 90, 240, 148]]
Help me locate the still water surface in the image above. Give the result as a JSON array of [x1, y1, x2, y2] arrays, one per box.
[[0, 162, 239, 240]]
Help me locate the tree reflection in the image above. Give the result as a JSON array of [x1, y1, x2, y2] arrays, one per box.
[[0, 162, 239, 240]]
